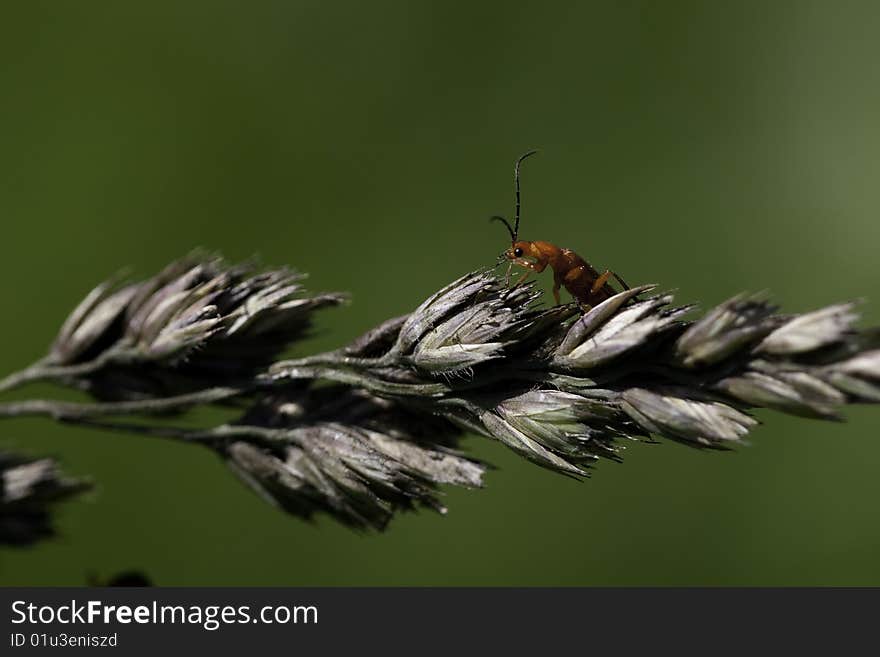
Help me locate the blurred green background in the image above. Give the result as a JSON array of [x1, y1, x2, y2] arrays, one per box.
[[1, 1, 878, 585]]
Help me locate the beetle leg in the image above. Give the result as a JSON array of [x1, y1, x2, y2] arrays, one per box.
[[552, 271, 564, 306], [509, 258, 541, 283], [591, 270, 613, 294], [512, 270, 531, 288], [502, 258, 541, 298], [511, 257, 542, 271], [528, 258, 548, 274]]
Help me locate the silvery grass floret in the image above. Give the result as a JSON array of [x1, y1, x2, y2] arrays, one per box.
[[0, 451, 91, 546], [0, 252, 345, 400], [1, 258, 878, 531], [221, 386, 485, 530]]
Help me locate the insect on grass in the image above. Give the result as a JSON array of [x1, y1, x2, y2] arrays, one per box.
[[491, 151, 630, 308]]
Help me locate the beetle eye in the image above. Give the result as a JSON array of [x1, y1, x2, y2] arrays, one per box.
[[513, 247, 523, 257]]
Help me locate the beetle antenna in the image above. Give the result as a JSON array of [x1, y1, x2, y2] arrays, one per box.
[[489, 215, 516, 242], [513, 149, 539, 241]]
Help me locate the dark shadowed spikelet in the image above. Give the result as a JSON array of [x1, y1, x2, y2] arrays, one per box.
[[0, 452, 91, 546], [221, 385, 486, 530]]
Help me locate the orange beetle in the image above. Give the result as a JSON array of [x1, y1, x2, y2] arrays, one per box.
[[491, 151, 629, 307]]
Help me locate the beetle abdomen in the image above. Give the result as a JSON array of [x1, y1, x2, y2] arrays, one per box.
[[559, 249, 615, 305]]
